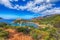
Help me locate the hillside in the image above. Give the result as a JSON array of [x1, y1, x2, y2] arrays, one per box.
[[0, 14, 60, 40], [32, 14, 60, 24], [41, 14, 60, 24]]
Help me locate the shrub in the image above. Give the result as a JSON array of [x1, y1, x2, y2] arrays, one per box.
[[0, 29, 9, 38], [16, 27, 30, 34], [41, 27, 49, 31], [32, 33, 38, 40], [54, 21, 60, 28], [30, 29, 41, 40], [0, 22, 7, 27]]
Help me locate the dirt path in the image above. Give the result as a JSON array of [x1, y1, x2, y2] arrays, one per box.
[[5, 29, 33, 40]]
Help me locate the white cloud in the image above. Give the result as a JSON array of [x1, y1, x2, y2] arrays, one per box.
[[18, 0, 54, 13], [0, 0, 13, 9], [10, 0, 18, 2], [0, 0, 60, 15], [0, 0, 18, 9], [42, 7, 60, 15]]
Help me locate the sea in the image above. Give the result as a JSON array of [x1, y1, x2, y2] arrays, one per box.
[[0, 19, 14, 23], [0, 19, 38, 27]]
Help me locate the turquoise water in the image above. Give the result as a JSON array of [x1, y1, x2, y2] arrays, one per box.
[[0, 19, 38, 28], [11, 22, 38, 28]]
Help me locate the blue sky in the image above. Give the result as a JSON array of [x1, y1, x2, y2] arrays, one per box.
[[0, 0, 60, 19]]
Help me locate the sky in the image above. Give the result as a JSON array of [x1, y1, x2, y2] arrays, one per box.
[[0, 0, 60, 19]]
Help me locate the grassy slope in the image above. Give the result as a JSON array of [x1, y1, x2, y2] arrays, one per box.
[[39, 14, 60, 24]]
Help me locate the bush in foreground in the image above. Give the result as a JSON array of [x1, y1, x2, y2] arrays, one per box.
[[16, 27, 30, 34], [0, 28, 9, 38]]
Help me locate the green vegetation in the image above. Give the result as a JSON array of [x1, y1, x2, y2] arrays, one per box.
[[0, 28, 9, 40], [31, 14, 60, 40], [0, 22, 7, 27], [39, 14, 60, 24], [0, 14, 60, 40], [16, 27, 30, 34], [0, 29, 9, 37]]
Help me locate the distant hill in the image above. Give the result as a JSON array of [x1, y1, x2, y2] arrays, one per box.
[[31, 14, 60, 28], [32, 14, 60, 24], [41, 14, 60, 23], [43, 14, 60, 28], [0, 17, 3, 19]]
